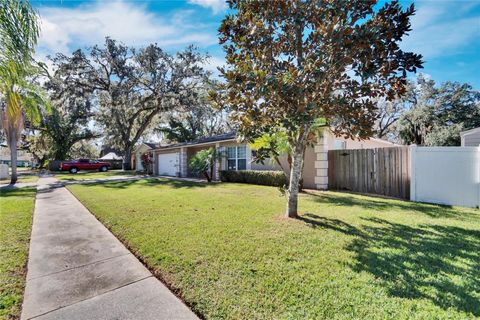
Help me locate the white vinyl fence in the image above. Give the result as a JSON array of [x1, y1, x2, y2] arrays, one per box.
[[410, 146, 480, 208]]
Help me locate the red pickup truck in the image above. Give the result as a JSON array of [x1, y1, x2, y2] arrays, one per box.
[[60, 159, 111, 174]]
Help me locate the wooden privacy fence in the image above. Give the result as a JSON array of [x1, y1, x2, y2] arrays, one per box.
[[328, 147, 410, 199]]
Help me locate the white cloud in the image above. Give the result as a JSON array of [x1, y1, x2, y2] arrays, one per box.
[[188, 0, 227, 14], [203, 55, 226, 76], [401, 1, 480, 59], [36, 1, 218, 57]]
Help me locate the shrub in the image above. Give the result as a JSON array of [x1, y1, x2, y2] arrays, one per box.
[[189, 148, 218, 182], [219, 170, 287, 187]]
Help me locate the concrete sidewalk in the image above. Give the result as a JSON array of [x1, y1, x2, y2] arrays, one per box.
[[21, 177, 198, 320]]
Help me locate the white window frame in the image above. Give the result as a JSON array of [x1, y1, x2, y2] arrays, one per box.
[[227, 145, 247, 171]]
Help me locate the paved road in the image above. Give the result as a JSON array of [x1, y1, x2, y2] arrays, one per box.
[[21, 177, 198, 320]]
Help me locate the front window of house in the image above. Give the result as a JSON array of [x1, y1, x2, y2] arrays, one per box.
[[227, 145, 247, 170]]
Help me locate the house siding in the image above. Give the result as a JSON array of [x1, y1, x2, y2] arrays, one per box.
[[462, 131, 480, 146]]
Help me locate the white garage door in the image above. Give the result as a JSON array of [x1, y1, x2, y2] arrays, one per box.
[[157, 153, 178, 176]]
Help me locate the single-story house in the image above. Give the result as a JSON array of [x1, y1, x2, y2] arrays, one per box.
[[141, 130, 397, 190], [0, 146, 36, 167], [460, 127, 480, 146]]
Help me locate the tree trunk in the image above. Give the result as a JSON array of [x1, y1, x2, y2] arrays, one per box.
[[274, 156, 290, 183], [54, 145, 71, 161], [9, 126, 18, 184], [123, 147, 132, 170], [203, 171, 212, 182], [286, 144, 305, 218]]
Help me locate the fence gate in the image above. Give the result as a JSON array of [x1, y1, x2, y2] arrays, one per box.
[[328, 147, 410, 199]]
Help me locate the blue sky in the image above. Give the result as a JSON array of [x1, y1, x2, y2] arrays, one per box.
[[31, 0, 480, 88]]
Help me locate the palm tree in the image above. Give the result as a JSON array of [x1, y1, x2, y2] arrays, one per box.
[[0, 0, 46, 184]]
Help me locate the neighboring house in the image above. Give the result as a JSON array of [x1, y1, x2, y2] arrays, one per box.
[[99, 147, 123, 158], [0, 146, 37, 167], [460, 127, 480, 146], [149, 131, 397, 190], [99, 152, 123, 160]]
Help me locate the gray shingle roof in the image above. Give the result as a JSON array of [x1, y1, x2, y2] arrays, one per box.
[[157, 132, 237, 149]]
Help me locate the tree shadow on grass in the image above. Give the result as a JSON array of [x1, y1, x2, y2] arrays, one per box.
[[297, 212, 480, 316], [297, 213, 362, 236], [0, 186, 36, 197], [76, 178, 213, 190], [305, 191, 478, 220], [349, 217, 480, 316]]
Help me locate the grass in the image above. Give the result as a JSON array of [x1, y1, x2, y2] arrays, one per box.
[[0, 187, 36, 320], [67, 179, 480, 319], [54, 170, 139, 181], [0, 175, 38, 184]]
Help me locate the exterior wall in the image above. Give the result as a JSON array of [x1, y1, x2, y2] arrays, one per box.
[[302, 146, 317, 189], [250, 159, 281, 171], [325, 131, 397, 150], [462, 130, 480, 147], [313, 137, 329, 189], [410, 146, 480, 208], [132, 145, 151, 171], [135, 153, 142, 171], [179, 147, 188, 177]]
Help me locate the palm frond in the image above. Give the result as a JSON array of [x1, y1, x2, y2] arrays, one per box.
[[0, 0, 40, 64]]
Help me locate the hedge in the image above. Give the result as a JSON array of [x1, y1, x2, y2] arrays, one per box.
[[219, 170, 287, 187]]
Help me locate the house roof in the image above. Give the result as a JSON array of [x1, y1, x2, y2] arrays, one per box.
[[368, 137, 400, 145], [144, 142, 161, 149], [133, 142, 162, 153], [99, 152, 122, 160], [153, 131, 399, 151], [460, 127, 480, 137], [155, 132, 237, 150]]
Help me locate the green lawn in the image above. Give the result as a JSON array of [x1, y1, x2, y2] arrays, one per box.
[[0, 187, 36, 320], [0, 175, 39, 184], [67, 179, 480, 319], [54, 170, 139, 181]]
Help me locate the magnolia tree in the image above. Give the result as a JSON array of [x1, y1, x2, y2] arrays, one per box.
[[213, 0, 423, 218]]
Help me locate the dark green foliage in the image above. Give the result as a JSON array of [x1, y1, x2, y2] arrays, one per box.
[[397, 75, 480, 146], [189, 148, 217, 182], [156, 80, 230, 143], [157, 117, 198, 143], [220, 170, 287, 187]]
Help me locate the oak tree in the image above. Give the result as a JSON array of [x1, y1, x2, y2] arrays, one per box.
[[157, 81, 230, 143], [53, 38, 209, 169], [397, 76, 480, 146], [215, 0, 423, 217], [39, 58, 99, 160]]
